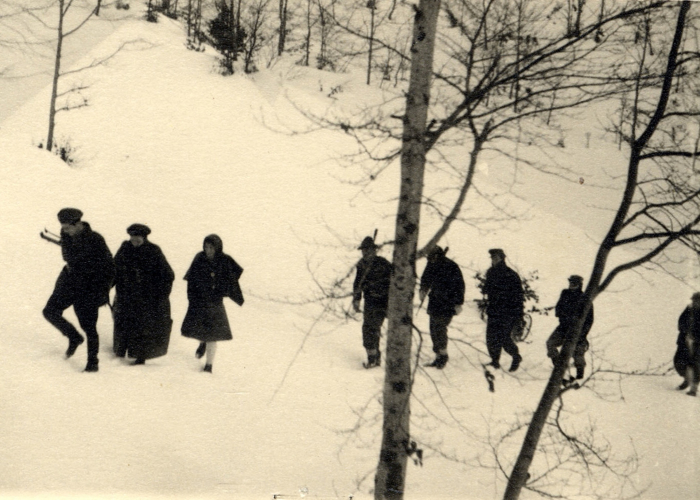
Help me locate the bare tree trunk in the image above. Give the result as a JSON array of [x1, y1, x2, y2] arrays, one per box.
[[367, 0, 376, 85], [374, 1, 441, 499], [278, 0, 288, 55], [47, 0, 66, 152], [503, 3, 691, 499], [304, 0, 311, 65], [96, 0, 101, 16], [233, 0, 242, 61]]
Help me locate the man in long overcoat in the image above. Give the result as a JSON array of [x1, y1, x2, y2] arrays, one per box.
[[675, 292, 700, 396], [419, 246, 465, 369], [43, 208, 115, 372], [353, 236, 392, 368], [546, 275, 594, 379], [483, 248, 524, 372], [113, 224, 174, 365]]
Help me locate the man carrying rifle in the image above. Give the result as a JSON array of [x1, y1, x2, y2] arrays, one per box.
[[42, 208, 115, 372], [353, 234, 392, 369]]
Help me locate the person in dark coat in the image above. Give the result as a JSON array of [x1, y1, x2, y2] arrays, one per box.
[[419, 246, 465, 369], [675, 292, 700, 396], [546, 275, 594, 379], [352, 235, 392, 368], [181, 234, 244, 373], [43, 208, 115, 372], [113, 224, 174, 365], [483, 248, 524, 372]]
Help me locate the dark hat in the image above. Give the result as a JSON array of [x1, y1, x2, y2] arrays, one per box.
[[488, 248, 505, 258], [428, 246, 445, 260], [127, 223, 151, 238], [568, 275, 583, 285], [358, 236, 377, 250], [57, 208, 83, 225]]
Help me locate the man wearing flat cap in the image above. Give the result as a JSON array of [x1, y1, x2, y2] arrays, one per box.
[[113, 224, 174, 365], [419, 246, 465, 369], [43, 208, 115, 372], [483, 248, 524, 371], [546, 275, 594, 380], [353, 235, 392, 368]]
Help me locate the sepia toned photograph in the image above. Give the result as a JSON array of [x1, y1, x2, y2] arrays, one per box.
[[0, 1, 698, 499]]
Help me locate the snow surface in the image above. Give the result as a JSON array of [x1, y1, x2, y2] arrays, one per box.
[[0, 5, 698, 500]]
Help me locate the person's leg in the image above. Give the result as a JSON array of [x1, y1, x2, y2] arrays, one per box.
[[501, 317, 521, 372], [688, 349, 700, 396], [195, 342, 206, 358], [43, 284, 84, 357], [74, 301, 100, 372], [428, 315, 451, 368], [546, 327, 564, 364], [203, 341, 217, 372], [486, 319, 503, 368], [573, 341, 588, 379], [362, 309, 385, 366]]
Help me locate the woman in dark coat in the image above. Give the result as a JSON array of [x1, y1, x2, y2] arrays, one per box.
[[675, 292, 700, 396], [113, 224, 174, 365], [181, 234, 244, 373]]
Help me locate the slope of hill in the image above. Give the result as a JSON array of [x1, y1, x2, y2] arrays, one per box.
[[0, 8, 697, 500]]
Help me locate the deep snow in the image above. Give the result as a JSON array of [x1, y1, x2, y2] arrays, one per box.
[[0, 5, 698, 500]]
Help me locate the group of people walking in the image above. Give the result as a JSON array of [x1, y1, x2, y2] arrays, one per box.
[[42, 208, 244, 373], [351, 235, 595, 378], [352, 233, 700, 396], [42, 208, 698, 394]]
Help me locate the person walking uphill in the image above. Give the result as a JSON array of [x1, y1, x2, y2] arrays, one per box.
[[353, 236, 392, 369], [546, 275, 594, 380], [483, 248, 524, 372], [675, 292, 700, 396], [43, 208, 115, 372], [113, 224, 174, 365], [419, 246, 465, 369], [181, 234, 244, 373]]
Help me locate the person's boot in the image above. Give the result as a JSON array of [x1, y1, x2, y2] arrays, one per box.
[[508, 353, 522, 372], [132, 358, 146, 365], [488, 359, 501, 369], [65, 336, 84, 358], [435, 353, 449, 369], [84, 359, 99, 373], [575, 366, 585, 380], [195, 342, 206, 359], [428, 354, 449, 369], [364, 352, 380, 369], [202, 364, 213, 373], [678, 380, 690, 390]]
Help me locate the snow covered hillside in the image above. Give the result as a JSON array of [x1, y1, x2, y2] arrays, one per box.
[[0, 6, 697, 500]]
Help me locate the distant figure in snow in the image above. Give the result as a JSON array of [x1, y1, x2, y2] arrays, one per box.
[[181, 234, 244, 373], [113, 224, 174, 365], [352, 235, 392, 369], [546, 275, 593, 380], [483, 248, 524, 372], [43, 208, 115, 373], [674, 292, 700, 396], [419, 246, 465, 369]]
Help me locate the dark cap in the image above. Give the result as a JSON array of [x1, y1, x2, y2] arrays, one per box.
[[57, 208, 83, 225], [488, 248, 505, 258], [428, 246, 445, 260], [127, 223, 151, 238], [568, 275, 583, 285], [358, 236, 377, 250]]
